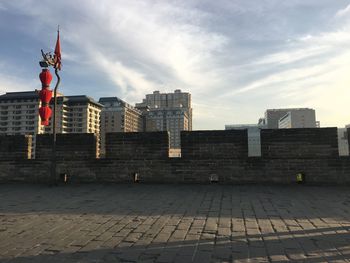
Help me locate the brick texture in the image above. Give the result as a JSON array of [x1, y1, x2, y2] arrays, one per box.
[[181, 130, 248, 159], [0, 128, 349, 184], [0, 135, 32, 160], [36, 133, 97, 160], [105, 131, 169, 159], [261, 128, 338, 158]]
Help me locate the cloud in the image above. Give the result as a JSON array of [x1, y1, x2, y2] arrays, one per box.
[[0, 1, 350, 129], [92, 51, 162, 102], [251, 45, 331, 66], [335, 4, 350, 18], [0, 62, 37, 94], [5, 0, 228, 95], [0, 74, 36, 95]]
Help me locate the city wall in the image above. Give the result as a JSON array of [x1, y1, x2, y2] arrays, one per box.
[[0, 128, 350, 185]]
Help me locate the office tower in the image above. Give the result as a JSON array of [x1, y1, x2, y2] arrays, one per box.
[[136, 90, 192, 148], [99, 97, 143, 156], [263, 108, 317, 129]]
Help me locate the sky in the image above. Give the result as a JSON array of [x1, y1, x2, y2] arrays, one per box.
[[0, 0, 349, 129]]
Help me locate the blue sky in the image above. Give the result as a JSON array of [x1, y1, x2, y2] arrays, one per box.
[[0, 0, 349, 129]]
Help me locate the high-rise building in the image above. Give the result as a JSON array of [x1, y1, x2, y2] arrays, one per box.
[[0, 91, 102, 157], [99, 97, 143, 156], [0, 92, 43, 158], [136, 90, 192, 148], [145, 108, 190, 148], [41, 95, 102, 134], [263, 108, 317, 129]]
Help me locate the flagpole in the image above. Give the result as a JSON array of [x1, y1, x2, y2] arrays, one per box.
[[50, 26, 61, 185], [51, 68, 60, 185]]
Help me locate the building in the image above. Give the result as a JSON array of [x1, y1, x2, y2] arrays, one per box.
[[99, 97, 143, 156], [0, 91, 43, 157], [225, 124, 263, 156], [263, 108, 317, 129], [278, 109, 317, 129], [338, 126, 349, 156], [42, 95, 102, 134], [145, 108, 190, 148], [136, 90, 192, 148], [0, 91, 102, 157]]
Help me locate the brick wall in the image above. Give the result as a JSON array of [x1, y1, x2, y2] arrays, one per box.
[[105, 131, 169, 159], [36, 133, 97, 160], [261, 128, 338, 158], [0, 129, 350, 185], [0, 135, 32, 160], [181, 130, 248, 159]]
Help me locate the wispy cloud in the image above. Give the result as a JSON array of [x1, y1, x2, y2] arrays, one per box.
[[335, 4, 350, 18], [0, 1, 349, 128]]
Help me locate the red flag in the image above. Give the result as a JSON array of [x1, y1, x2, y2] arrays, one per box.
[[54, 28, 61, 70]]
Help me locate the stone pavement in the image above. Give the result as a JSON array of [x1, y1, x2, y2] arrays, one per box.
[[0, 184, 350, 263]]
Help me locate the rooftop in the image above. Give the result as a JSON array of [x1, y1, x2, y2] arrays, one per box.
[[266, 108, 315, 112], [0, 91, 39, 100]]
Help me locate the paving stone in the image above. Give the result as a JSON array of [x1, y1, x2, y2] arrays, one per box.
[[0, 185, 349, 262]]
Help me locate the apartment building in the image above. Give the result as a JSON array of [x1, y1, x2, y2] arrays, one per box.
[[99, 97, 143, 156], [0, 91, 47, 158], [145, 108, 190, 148], [136, 90, 192, 148], [0, 91, 102, 157]]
